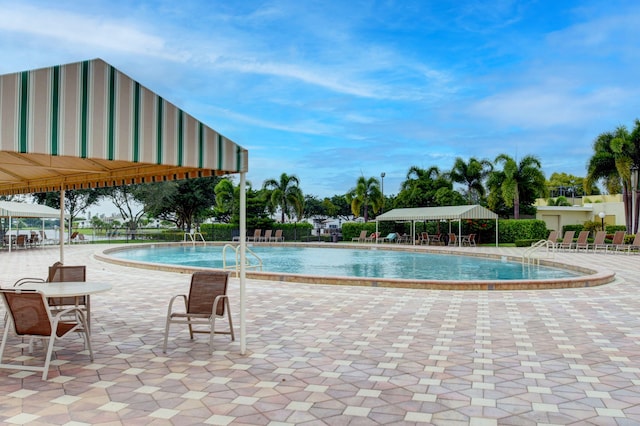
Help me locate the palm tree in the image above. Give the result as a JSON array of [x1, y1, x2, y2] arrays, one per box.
[[585, 120, 640, 232], [448, 157, 492, 204], [489, 154, 546, 219], [345, 176, 383, 222], [263, 173, 303, 223]]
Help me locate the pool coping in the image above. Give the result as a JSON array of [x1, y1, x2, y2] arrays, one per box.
[[96, 242, 616, 291]]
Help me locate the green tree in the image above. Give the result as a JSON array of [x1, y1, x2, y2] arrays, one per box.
[[33, 188, 106, 239], [488, 154, 546, 219], [213, 178, 238, 223], [263, 173, 303, 223], [585, 120, 640, 232], [394, 166, 458, 208], [345, 176, 383, 222], [547, 172, 598, 200], [448, 157, 492, 204], [546, 196, 572, 206]]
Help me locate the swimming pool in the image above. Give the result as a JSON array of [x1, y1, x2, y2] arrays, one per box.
[[100, 243, 614, 290], [109, 244, 578, 281]]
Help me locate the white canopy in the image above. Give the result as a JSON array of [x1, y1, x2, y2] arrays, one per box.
[[376, 205, 498, 246], [0, 200, 65, 218]]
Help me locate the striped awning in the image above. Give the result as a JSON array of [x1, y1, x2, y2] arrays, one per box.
[[0, 200, 63, 218], [0, 59, 248, 195], [376, 205, 498, 221]]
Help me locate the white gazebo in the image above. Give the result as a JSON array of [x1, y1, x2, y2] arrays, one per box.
[[375, 205, 499, 246]]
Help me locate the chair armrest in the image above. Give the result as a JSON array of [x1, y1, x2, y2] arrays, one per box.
[[14, 277, 45, 286], [210, 295, 229, 317], [166, 294, 188, 315]]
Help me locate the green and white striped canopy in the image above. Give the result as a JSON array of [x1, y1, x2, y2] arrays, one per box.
[[0, 59, 248, 195]]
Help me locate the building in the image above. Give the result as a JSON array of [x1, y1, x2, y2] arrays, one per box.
[[535, 194, 624, 231]]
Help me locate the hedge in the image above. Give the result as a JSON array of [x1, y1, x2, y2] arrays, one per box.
[[201, 222, 314, 242]]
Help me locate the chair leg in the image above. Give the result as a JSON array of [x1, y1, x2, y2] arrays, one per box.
[[225, 299, 235, 341], [42, 336, 55, 380], [162, 317, 171, 353]]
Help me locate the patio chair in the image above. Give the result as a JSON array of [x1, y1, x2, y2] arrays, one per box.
[[546, 230, 559, 249], [462, 234, 477, 247], [13, 234, 28, 249], [396, 233, 411, 244], [163, 271, 235, 354], [573, 231, 590, 251], [0, 288, 93, 380], [448, 233, 457, 246], [351, 230, 368, 243], [557, 231, 575, 251], [605, 231, 626, 253], [612, 232, 640, 254], [590, 231, 607, 252]]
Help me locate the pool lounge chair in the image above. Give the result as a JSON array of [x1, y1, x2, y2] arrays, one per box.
[[557, 231, 575, 251], [613, 232, 640, 254], [546, 230, 559, 249], [573, 231, 590, 251], [605, 231, 626, 253], [590, 231, 607, 252], [364, 232, 379, 243], [352, 230, 368, 243], [261, 230, 272, 242], [247, 229, 262, 242], [378, 233, 397, 243], [271, 229, 284, 242]]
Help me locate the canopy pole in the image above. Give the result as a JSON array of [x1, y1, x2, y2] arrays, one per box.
[[458, 220, 462, 247], [495, 217, 499, 247], [8, 214, 12, 253], [239, 172, 247, 355], [59, 189, 65, 263]]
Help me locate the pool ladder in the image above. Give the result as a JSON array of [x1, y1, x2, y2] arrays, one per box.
[[522, 239, 555, 266], [184, 232, 206, 245], [222, 243, 263, 277]]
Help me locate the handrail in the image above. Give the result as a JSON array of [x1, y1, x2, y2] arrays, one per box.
[[183, 232, 206, 245], [522, 239, 555, 266], [222, 243, 263, 277]]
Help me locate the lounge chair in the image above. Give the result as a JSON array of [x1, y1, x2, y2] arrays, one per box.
[[261, 229, 272, 242], [605, 231, 626, 253], [352, 230, 368, 243], [573, 231, 590, 251], [419, 232, 430, 245], [546, 230, 559, 249], [247, 229, 262, 242], [557, 231, 575, 251], [613, 232, 640, 254], [0, 288, 93, 380], [448, 233, 457, 246], [271, 229, 284, 242], [590, 231, 607, 252], [163, 271, 234, 354], [430, 233, 443, 245], [364, 232, 379, 243], [378, 233, 397, 243], [396, 233, 411, 244]]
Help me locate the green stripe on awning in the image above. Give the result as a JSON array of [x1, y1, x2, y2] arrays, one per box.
[[108, 65, 116, 160], [50, 66, 60, 155], [80, 60, 89, 158], [19, 71, 28, 153], [177, 110, 183, 166], [133, 81, 140, 162], [156, 97, 163, 164]]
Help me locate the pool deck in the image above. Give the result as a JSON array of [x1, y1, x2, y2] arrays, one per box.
[[0, 243, 639, 425]]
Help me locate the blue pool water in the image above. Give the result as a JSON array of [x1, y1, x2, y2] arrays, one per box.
[[111, 245, 579, 281]]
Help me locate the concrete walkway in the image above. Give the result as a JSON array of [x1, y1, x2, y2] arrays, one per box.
[[0, 243, 638, 425]]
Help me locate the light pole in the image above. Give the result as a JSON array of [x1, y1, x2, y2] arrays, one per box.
[[598, 211, 605, 233], [380, 172, 385, 212], [632, 164, 639, 234]]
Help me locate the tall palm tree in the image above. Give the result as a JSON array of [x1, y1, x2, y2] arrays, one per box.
[[586, 121, 640, 232], [345, 176, 383, 222], [263, 173, 302, 223], [489, 154, 546, 219], [448, 157, 492, 204]]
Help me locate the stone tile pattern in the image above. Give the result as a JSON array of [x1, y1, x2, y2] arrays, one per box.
[[0, 244, 639, 425]]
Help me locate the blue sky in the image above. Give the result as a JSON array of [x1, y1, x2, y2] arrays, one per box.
[[1, 0, 640, 203]]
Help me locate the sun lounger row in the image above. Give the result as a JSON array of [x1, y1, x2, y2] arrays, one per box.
[[548, 230, 640, 253], [235, 229, 284, 242]]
